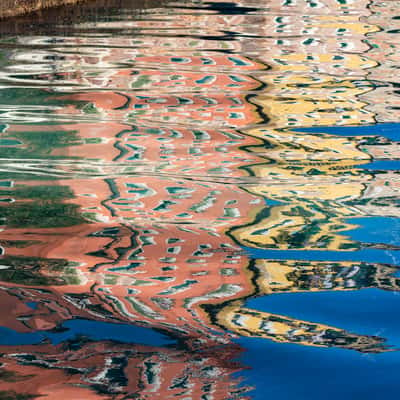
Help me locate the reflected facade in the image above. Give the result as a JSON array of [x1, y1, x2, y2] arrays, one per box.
[[0, 0, 399, 398]]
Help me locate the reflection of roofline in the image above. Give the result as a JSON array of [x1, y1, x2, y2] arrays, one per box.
[[0, 0, 165, 31], [0, 0, 87, 19]]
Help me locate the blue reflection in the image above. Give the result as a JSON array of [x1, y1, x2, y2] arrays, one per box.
[[0, 319, 173, 346], [243, 247, 400, 264], [346, 217, 400, 246], [293, 123, 400, 141], [240, 288, 400, 399], [236, 334, 400, 400], [358, 160, 400, 171]]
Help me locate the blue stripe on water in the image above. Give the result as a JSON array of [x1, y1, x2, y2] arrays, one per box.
[[0, 319, 173, 346], [293, 123, 400, 141], [358, 160, 400, 170], [345, 217, 400, 247], [243, 247, 400, 264]]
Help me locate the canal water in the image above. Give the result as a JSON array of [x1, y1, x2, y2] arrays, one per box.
[[0, 0, 399, 398]]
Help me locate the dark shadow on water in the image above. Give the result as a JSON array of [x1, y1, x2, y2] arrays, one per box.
[[0, 0, 166, 35]]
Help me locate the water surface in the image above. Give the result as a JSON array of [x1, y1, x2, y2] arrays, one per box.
[[0, 0, 399, 398]]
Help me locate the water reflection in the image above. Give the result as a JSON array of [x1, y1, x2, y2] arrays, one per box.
[[0, 0, 399, 398], [0, 338, 251, 399]]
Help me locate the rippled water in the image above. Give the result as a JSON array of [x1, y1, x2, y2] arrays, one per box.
[[0, 0, 399, 398]]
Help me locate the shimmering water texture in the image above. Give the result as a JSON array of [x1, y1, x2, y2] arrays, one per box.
[[0, 0, 399, 398]]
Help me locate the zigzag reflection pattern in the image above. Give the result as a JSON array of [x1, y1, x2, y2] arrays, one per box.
[[0, 0, 399, 398]]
